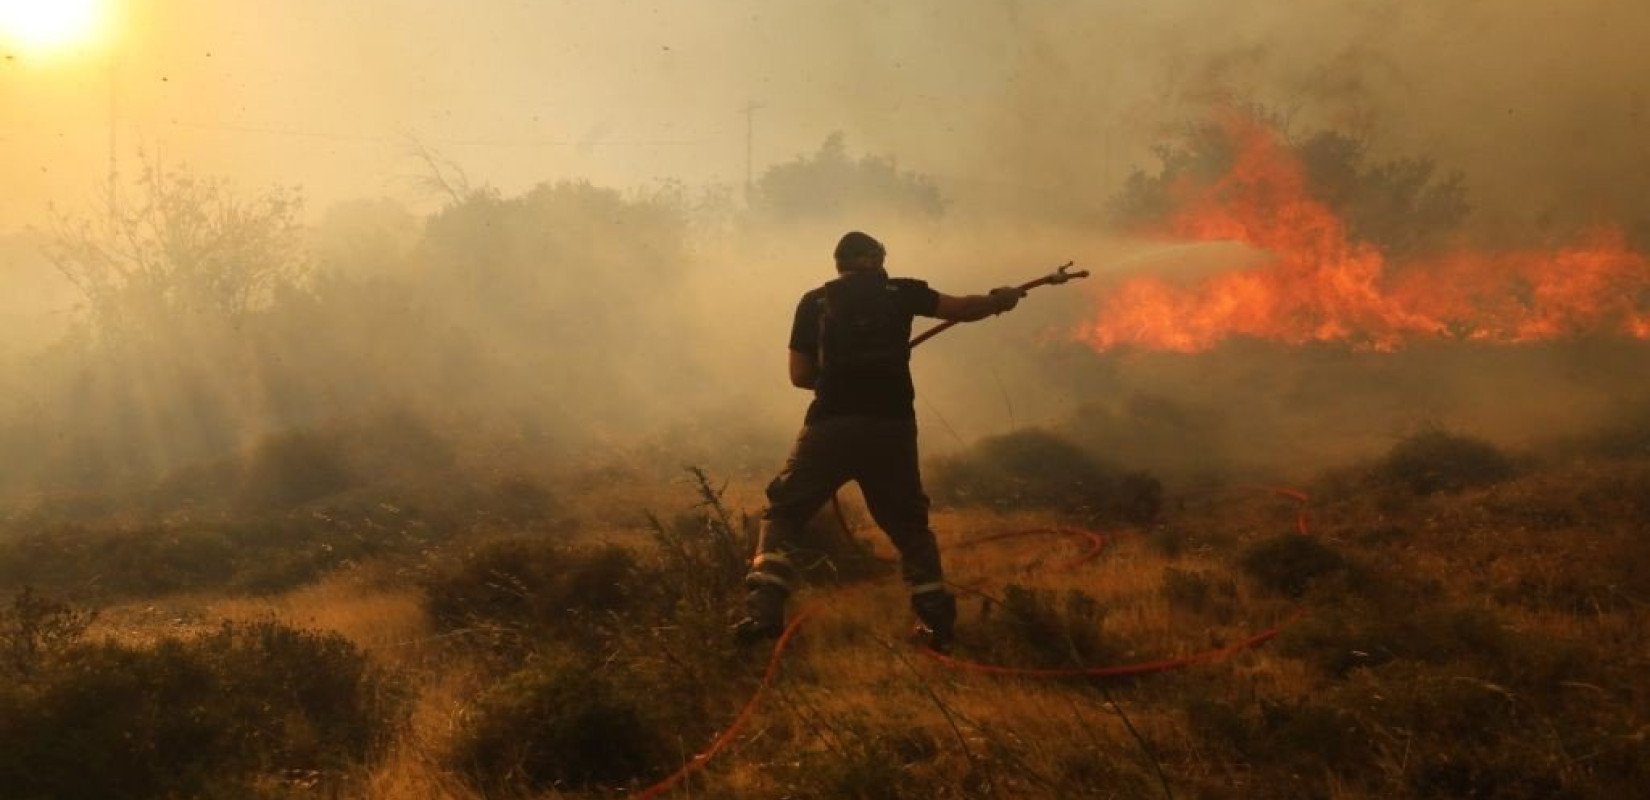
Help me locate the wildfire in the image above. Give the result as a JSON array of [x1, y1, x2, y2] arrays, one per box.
[[1081, 116, 1650, 352]]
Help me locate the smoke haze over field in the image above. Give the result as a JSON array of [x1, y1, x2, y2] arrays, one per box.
[[2, 0, 1648, 228], [1, 0, 1649, 507]]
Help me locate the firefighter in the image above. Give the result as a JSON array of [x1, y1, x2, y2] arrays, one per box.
[[734, 231, 1026, 652]]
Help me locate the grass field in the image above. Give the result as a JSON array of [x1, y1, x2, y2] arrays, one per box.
[[2, 428, 1647, 799]]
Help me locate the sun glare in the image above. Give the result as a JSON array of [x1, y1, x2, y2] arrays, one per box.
[[0, 0, 104, 56]]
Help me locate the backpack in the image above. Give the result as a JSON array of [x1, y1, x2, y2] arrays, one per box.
[[817, 273, 910, 374]]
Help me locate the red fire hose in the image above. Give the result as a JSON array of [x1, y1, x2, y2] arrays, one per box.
[[908, 260, 1087, 348]]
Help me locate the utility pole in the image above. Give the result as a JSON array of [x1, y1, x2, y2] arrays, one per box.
[[743, 100, 765, 207], [107, 53, 119, 231]]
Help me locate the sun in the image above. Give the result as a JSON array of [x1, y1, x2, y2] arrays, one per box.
[[0, 0, 105, 56]]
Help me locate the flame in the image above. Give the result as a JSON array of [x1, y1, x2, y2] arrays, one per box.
[[1082, 116, 1650, 352]]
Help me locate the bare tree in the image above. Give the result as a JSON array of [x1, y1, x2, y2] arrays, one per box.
[[45, 159, 307, 338]]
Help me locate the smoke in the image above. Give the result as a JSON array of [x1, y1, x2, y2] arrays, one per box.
[[2, 0, 1648, 512]]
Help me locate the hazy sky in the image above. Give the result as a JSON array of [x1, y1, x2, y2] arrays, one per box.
[[2, 0, 1648, 230]]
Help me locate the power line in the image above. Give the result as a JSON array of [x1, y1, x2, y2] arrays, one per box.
[[164, 118, 712, 148]]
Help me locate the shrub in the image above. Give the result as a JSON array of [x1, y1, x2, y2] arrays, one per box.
[[774, 719, 930, 799], [928, 429, 1161, 524], [1161, 567, 1238, 621], [0, 586, 95, 677], [422, 536, 650, 653], [1239, 534, 1346, 598], [452, 655, 666, 793], [970, 584, 1118, 669], [0, 619, 403, 799], [0, 514, 428, 599], [1372, 430, 1515, 495], [1184, 696, 1370, 778], [644, 466, 754, 613]]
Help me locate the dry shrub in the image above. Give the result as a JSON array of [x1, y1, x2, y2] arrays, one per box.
[[1183, 696, 1371, 781], [421, 537, 650, 655], [0, 586, 96, 677], [647, 510, 748, 613], [1161, 566, 1239, 622], [928, 429, 1161, 524], [0, 607, 404, 799], [968, 583, 1119, 669], [770, 717, 931, 799], [1238, 534, 1347, 598], [1341, 664, 1569, 800], [451, 654, 665, 794], [0, 513, 428, 599], [448, 609, 743, 797], [1371, 429, 1516, 495], [1280, 601, 1497, 677]]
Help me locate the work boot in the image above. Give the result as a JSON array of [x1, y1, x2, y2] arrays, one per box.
[[732, 583, 788, 645], [911, 590, 957, 654]]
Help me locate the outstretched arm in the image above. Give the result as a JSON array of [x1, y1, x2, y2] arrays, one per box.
[[932, 287, 1026, 322], [788, 348, 818, 390]]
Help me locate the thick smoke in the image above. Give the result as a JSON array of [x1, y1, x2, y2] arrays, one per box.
[[2, 0, 1648, 512]]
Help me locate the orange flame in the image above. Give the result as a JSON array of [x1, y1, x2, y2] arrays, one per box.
[[1081, 117, 1650, 352]]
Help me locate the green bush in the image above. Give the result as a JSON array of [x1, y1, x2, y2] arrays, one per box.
[[928, 429, 1161, 524], [1372, 430, 1516, 495], [0, 618, 403, 799]]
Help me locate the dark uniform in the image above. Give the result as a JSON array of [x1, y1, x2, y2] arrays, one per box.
[[739, 263, 957, 648]]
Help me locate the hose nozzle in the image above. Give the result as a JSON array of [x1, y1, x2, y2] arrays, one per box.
[[1044, 261, 1089, 285]]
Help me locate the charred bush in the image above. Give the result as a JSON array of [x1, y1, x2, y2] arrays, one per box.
[[1239, 534, 1346, 598], [451, 654, 666, 794], [1372, 430, 1516, 495], [928, 429, 1161, 524], [0, 619, 403, 799]]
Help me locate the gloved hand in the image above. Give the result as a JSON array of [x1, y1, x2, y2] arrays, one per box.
[[989, 286, 1027, 313]]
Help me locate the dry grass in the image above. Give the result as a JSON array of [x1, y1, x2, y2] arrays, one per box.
[[25, 450, 1650, 799]]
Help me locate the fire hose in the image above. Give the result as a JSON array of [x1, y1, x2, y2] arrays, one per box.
[[638, 261, 1306, 798]]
